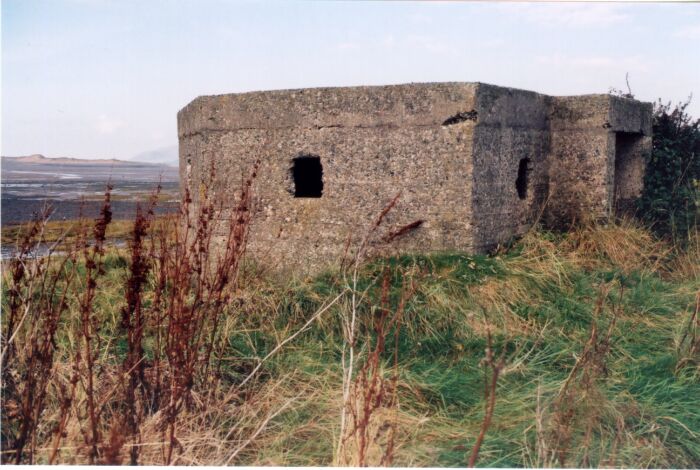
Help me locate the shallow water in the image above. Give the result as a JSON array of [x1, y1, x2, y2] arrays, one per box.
[[1, 160, 180, 225], [1, 183, 180, 225], [1, 239, 127, 260], [1, 241, 63, 260], [1, 158, 181, 252]]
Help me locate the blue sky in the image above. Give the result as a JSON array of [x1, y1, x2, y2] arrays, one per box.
[[2, 0, 699, 161]]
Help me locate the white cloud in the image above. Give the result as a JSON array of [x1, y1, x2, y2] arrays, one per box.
[[336, 42, 359, 51], [535, 54, 649, 73], [340, 32, 496, 56], [94, 114, 124, 135], [408, 13, 433, 25], [382, 34, 396, 49], [405, 34, 453, 55], [478, 38, 505, 48], [64, 0, 113, 5], [674, 24, 700, 39], [499, 3, 630, 28]]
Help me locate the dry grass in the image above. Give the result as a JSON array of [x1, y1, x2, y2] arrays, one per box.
[[1, 217, 143, 247], [667, 228, 700, 282], [2, 196, 698, 467], [562, 218, 673, 274], [2, 162, 260, 464]]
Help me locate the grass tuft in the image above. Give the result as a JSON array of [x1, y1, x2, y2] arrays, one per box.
[[2, 204, 698, 466]]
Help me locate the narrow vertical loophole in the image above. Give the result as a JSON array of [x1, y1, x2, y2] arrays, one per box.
[[515, 158, 531, 200]]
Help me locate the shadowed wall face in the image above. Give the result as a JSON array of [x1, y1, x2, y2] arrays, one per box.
[[469, 84, 551, 252], [614, 132, 648, 215]]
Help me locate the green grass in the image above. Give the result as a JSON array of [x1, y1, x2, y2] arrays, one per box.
[[247, 245, 678, 467], [3, 224, 699, 466], [212, 232, 698, 467]]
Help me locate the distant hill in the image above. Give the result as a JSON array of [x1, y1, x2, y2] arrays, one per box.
[[1, 154, 179, 183], [2, 154, 175, 167], [131, 146, 178, 166]]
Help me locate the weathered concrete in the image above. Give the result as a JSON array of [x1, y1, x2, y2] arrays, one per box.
[[545, 94, 652, 228], [178, 82, 652, 273]]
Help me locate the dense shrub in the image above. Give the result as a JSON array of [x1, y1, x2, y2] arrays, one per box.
[[638, 98, 700, 241]]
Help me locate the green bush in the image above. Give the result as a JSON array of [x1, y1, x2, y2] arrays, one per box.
[[638, 98, 700, 242]]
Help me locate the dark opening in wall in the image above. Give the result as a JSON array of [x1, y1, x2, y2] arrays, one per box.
[[442, 110, 478, 126], [614, 132, 644, 214], [515, 158, 531, 200], [292, 155, 323, 198]]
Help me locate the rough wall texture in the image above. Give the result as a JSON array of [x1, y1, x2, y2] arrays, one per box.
[[178, 82, 652, 274], [470, 84, 551, 252], [545, 94, 652, 228], [179, 83, 479, 274]]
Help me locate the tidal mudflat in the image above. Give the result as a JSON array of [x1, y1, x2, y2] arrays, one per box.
[[1, 156, 180, 259]]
